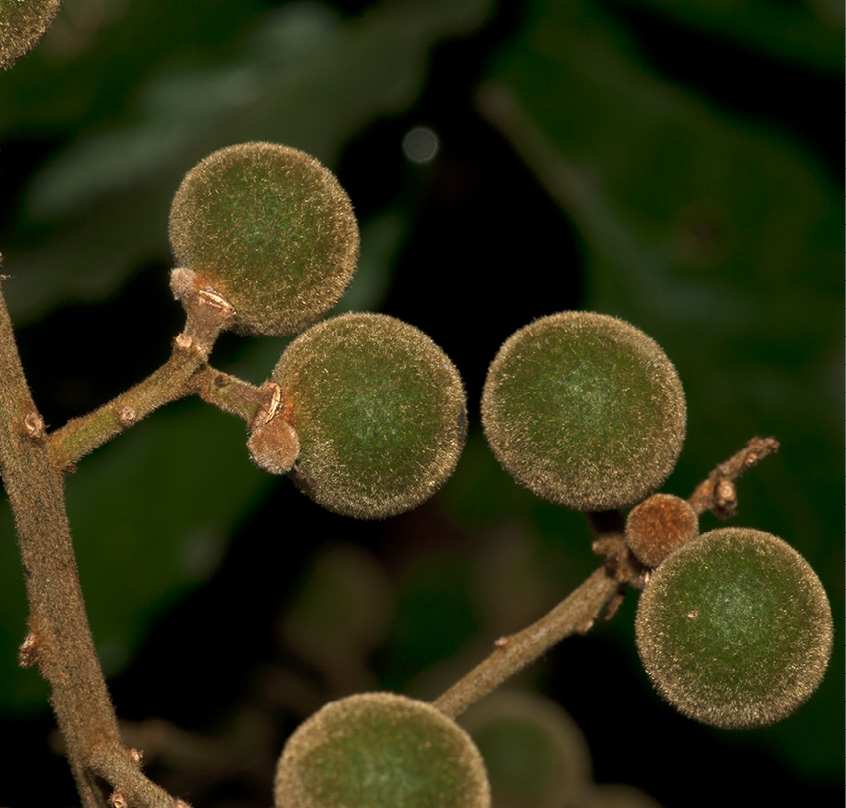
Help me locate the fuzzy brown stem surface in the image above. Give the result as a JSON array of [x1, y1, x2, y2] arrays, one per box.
[[49, 340, 206, 471], [0, 283, 178, 807], [432, 566, 619, 719], [688, 436, 779, 518], [48, 294, 232, 472], [184, 366, 267, 424]]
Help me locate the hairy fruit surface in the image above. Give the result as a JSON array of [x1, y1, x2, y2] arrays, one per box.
[[625, 493, 698, 568], [273, 312, 466, 519], [0, 0, 61, 69], [275, 692, 491, 808], [482, 312, 686, 511], [635, 527, 832, 729], [169, 142, 358, 335]]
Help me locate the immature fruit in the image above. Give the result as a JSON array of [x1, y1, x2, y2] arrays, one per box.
[[481, 312, 686, 511], [462, 690, 592, 808], [273, 312, 466, 519], [0, 0, 61, 69], [169, 142, 358, 335], [274, 693, 491, 808], [635, 528, 832, 729], [281, 545, 392, 670], [625, 493, 698, 568]]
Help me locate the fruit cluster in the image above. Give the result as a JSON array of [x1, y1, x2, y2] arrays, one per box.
[[266, 291, 830, 804], [5, 5, 833, 804], [481, 311, 832, 730], [169, 142, 466, 520]]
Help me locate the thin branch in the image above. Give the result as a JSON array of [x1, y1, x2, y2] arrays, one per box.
[[183, 367, 269, 427], [688, 436, 779, 518], [48, 290, 236, 472], [432, 566, 621, 719], [49, 338, 206, 471]]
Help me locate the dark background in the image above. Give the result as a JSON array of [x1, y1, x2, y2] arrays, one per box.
[[0, 0, 840, 805]]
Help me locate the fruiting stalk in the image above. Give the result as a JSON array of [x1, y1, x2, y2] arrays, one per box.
[[433, 566, 620, 719]]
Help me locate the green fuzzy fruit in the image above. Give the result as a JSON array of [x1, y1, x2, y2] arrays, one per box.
[[0, 0, 61, 69], [273, 312, 466, 519], [635, 528, 833, 729], [481, 312, 686, 511], [169, 142, 358, 335], [274, 693, 491, 808]]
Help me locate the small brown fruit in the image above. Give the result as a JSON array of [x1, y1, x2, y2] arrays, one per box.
[[625, 493, 698, 568]]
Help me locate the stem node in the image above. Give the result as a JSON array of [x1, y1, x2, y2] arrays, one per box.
[[18, 629, 39, 668], [118, 406, 137, 427], [23, 410, 45, 439]]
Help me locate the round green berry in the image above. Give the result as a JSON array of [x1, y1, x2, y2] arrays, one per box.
[[635, 528, 833, 729], [274, 692, 491, 808], [481, 312, 686, 511], [0, 0, 61, 69], [168, 142, 359, 335], [273, 312, 466, 519]]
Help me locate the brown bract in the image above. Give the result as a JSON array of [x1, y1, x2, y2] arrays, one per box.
[[247, 416, 300, 475]]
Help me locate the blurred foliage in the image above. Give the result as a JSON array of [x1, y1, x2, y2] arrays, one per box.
[[0, 0, 840, 806], [461, 689, 594, 808]]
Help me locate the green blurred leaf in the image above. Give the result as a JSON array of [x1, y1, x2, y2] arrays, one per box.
[[602, 0, 842, 74], [382, 552, 480, 689], [0, 401, 270, 713], [461, 690, 593, 808], [0, 0, 269, 132], [2, 0, 491, 324]]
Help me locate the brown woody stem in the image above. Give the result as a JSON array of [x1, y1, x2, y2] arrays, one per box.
[[0, 282, 180, 807], [432, 566, 620, 719], [49, 289, 235, 471], [688, 436, 779, 519], [49, 337, 206, 471]]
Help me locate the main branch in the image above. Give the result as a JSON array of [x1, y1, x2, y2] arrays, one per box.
[[0, 280, 179, 807]]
